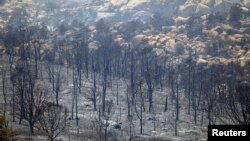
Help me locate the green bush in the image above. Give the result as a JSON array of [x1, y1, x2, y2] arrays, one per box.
[[0, 128, 12, 141], [0, 114, 12, 141], [0, 114, 5, 127]]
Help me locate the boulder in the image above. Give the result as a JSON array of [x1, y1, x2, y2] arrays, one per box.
[[174, 0, 188, 5], [119, 0, 176, 18], [243, 0, 250, 7], [196, 4, 211, 15], [133, 34, 146, 46], [125, 0, 149, 10], [201, 0, 216, 7], [110, 0, 128, 7], [179, 4, 197, 17], [213, 0, 241, 13], [131, 10, 152, 21]]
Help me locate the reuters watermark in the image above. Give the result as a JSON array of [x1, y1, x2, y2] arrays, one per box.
[[208, 125, 249, 140]]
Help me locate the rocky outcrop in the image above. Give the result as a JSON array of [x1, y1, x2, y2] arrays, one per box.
[[106, 0, 246, 21], [110, 0, 128, 7], [178, 3, 211, 17], [179, 4, 197, 17], [3, 0, 249, 27], [243, 0, 250, 7], [213, 0, 234, 13], [196, 4, 211, 15]]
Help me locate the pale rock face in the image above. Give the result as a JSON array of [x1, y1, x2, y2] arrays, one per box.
[[13, 0, 34, 3], [117, 0, 177, 18], [213, 0, 243, 13], [133, 34, 146, 46], [179, 4, 197, 17], [213, 0, 234, 13], [185, 0, 199, 4], [110, 0, 128, 7], [103, 0, 247, 22], [116, 0, 150, 11], [196, 3, 211, 15], [173, 0, 188, 5], [221, 0, 242, 4], [201, 0, 216, 7], [200, 0, 243, 7], [118, 0, 171, 11], [131, 10, 152, 21], [98, 3, 113, 12], [126, 0, 149, 9], [97, 12, 116, 20], [167, 39, 176, 48], [243, 0, 250, 7]]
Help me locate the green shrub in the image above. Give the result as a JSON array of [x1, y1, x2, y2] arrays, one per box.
[[0, 114, 12, 141], [0, 128, 12, 141], [0, 114, 5, 127]]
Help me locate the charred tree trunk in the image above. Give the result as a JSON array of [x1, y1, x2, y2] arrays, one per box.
[[164, 95, 168, 112]]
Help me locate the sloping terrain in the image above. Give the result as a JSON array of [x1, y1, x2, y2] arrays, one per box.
[[0, 0, 250, 141]]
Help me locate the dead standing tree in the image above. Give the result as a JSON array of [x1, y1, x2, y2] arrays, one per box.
[[1, 65, 7, 125], [86, 48, 100, 111], [54, 70, 62, 106], [96, 100, 114, 141], [224, 81, 250, 125], [95, 19, 114, 114], [135, 80, 145, 134], [38, 102, 68, 141]]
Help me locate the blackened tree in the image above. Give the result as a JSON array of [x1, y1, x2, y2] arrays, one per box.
[[224, 81, 250, 125], [38, 102, 68, 141]]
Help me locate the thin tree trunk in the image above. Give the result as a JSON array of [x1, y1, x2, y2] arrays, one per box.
[[164, 95, 168, 112], [176, 82, 179, 121], [116, 79, 119, 105], [188, 68, 191, 115], [93, 70, 97, 111], [2, 69, 7, 120], [174, 119, 178, 136], [12, 84, 15, 122]]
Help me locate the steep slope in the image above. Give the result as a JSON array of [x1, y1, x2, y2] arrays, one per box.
[[107, 0, 249, 19], [2, 0, 247, 26]]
